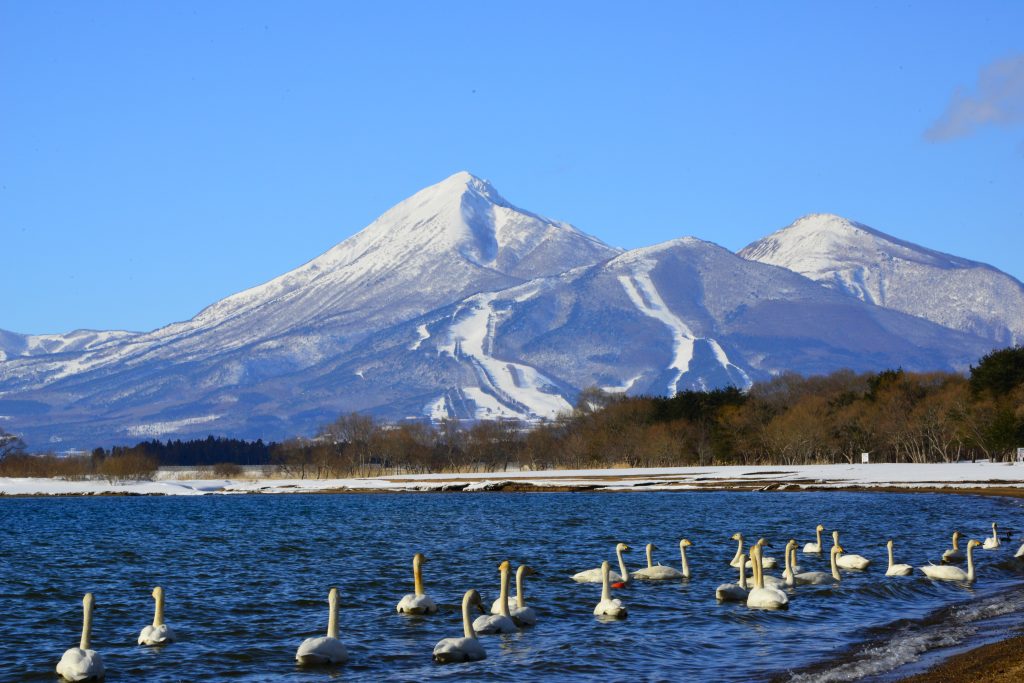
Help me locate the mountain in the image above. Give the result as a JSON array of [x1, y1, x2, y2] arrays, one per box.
[[0, 179, 1007, 448], [739, 214, 1024, 346]]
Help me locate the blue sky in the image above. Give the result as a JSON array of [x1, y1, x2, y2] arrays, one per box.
[[2, 2, 1023, 334]]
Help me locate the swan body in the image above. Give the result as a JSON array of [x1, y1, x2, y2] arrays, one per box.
[[296, 587, 348, 665], [942, 531, 964, 563], [573, 543, 630, 583], [885, 540, 913, 576], [746, 545, 788, 610], [397, 553, 438, 615], [832, 530, 871, 570], [983, 523, 1000, 550], [56, 593, 104, 682], [792, 544, 844, 585], [633, 540, 689, 580], [473, 561, 517, 634], [716, 549, 749, 601], [921, 539, 980, 582], [730, 534, 776, 569], [138, 586, 175, 646], [492, 565, 537, 626], [1015, 542, 1024, 559], [593, 560, 627, 618], [433, 590, 487, 663], [803, 524, 825, 554]]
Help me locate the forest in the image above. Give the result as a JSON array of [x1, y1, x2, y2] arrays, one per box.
[[1, 346, 1022, 479]]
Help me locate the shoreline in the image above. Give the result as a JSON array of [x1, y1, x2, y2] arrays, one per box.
[[898, 632, 1024, 683]]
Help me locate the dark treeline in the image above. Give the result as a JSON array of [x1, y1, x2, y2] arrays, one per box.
[[102, 436, 275, 467], [269, 346, 1024, 478]]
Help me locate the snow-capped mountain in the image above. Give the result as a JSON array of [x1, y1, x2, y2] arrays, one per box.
[[0, 178, 1009, 448], [739, 214, 1024, 346]]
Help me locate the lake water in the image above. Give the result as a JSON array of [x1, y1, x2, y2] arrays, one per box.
[[2, 491, 1024, 681]]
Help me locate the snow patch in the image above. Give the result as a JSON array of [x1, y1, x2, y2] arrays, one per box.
[[126, 414, 222, 438]]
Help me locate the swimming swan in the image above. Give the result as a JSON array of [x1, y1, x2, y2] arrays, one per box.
[[593, 560, 627, 618], [920, 539, 980, 582], [755, 539, 786, 588], [885, 540, 913, 576], [789, 543, 844, 585], [730, 533, 776, 570], [56, 593, 104, 682], [746, 545, 788, 610], [138, 586, 175, 646], [296, 587, 348, 665], [982, 523, 1000, 550], [716, 553, 749, 602], [942, 531, 964, 563], [573, 543, 630, 583], [633, 540, 690, 580], [833, 530, 871, 570], [1015, 542, 1024, 559], [803, 524, 825, 554], [397, 553, 438, 615], [473, 561, 517, 634], [509, 565, 538, 626], [782, 541, 803, 581], [433, 590, 487, 663]]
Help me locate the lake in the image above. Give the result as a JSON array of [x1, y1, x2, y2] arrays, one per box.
[[2, 491, 1024, 681]]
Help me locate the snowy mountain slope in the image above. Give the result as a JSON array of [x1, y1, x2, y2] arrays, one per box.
[[739, 214, 1024, 345], [0, 328, 138, 362]]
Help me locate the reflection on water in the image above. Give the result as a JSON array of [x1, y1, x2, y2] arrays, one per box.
[[1, 491, 1023, 681]]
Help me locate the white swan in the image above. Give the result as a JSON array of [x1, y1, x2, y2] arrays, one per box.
[[433, 590, 487, 663], [753, 539, 786, 588], [982, 523, 1000, 550], [941, 530, 964, 563], [632, 540, 690, 580], [782, 541, 803, 582], [509, 565, 538, 626], [573, 543, 630, 583], [790, 543, 844, 585], [1016, 542, 1024, 559], [296, 587, 348, 665], [746, 545, 788, 610], [473, 561, 517, 634], [803, 524, 826, 554], [715, 553, 749, 601], [138, 586, 175, 646], [396, 553, 438, 615], [833, 530, 871, 570], [56, 593, 104, 682], [885, 540, 913, 576], [730, 533, 776, 570], [920, 539, 980, 582], [593, 560, 627, 618]]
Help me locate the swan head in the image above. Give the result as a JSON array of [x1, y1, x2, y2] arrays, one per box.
[[832, 530, 840, 542], [152, 586, 163, 600], [831, 544, 845, 555], [786, 539, 797, 550], [967, 539, 981, 549], [952, 530, 961, 542], [84, 592, 95, 610], [519, 565, 537, 576], [756, 538, 770, 548], [816, 524, 825, 532], [498, 560, 511, 573], [680, 539, 692, 548], [730, 532, 743, 541], [647, 543, 657, 552], [886, 539, 894, 548], [413, 552, 427, 564], [616, 543, 631, 553], [464, 589, 485, 613]]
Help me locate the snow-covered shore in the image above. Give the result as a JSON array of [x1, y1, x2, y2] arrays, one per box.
[[4, 462, 1024, 496]]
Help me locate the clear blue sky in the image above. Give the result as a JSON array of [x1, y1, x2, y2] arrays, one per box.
[[3, 2, 1023, 334]]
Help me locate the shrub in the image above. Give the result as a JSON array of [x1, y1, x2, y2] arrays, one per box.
[[97, 452, 158, 482], [212, 462, 244, 478]]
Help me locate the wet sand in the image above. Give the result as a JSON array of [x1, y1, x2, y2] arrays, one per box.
[[899, 633, 1024, 682]]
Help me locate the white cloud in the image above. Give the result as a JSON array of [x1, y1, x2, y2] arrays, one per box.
[[925, 53, 1024, 142]]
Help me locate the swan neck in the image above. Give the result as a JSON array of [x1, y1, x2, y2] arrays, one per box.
[[413, 556, 424, 596], [738, 558, 747, 589], [462, 593, 476, 639], [784, 546, 794, 586], [816, 527, 822, 547], [732, 537, 743, 564], [616, 546, 629, 584], [499, 566, 511, 616], [515, 566, 526, 609], [601, 563, 611, 602], [80, 594, 93, 650], [967, 545, 975, 581], [680, 545, 690, 578], [327, 589, 339, 639], [887, 544, 895, 569], [153, 588, 164, 627], [646, 545, 653, 569], [752, 549, 763, 589], [831, 549, 841, 581]]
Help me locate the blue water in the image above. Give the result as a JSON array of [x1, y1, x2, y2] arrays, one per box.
[[2, 491, 1024, 682]]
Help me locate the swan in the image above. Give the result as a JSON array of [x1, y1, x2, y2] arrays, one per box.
[[803, 524, 826, 554], [572, 543, 630, 583], [920, 539, 980, 582], [296, 587, 348, 665], [433, 590, 487, 663], [790, 543, 844, 585], [491, 565, 538, 626], [632, 540, 690, 580], [56, 593, 104, 682], [941, 530, 964, 563], [885, 540, 913, 576], [746, 545, 788, 610], [753, 539, 786, 588], [782, 541, 803, 582], [593, 560, 627, 618], [473, 561, 517, 634], [833, 530, 871, 570], [730, 533, 776, 570], [715, 553, 749, 602], [1016, 542, 1024, 559], [983, 523, 1000, 550], [397, 553, 438, 615], [138, 586, 175, 646]]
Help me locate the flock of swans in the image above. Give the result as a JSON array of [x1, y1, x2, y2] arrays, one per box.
[[53, 521, 1024, 680]]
